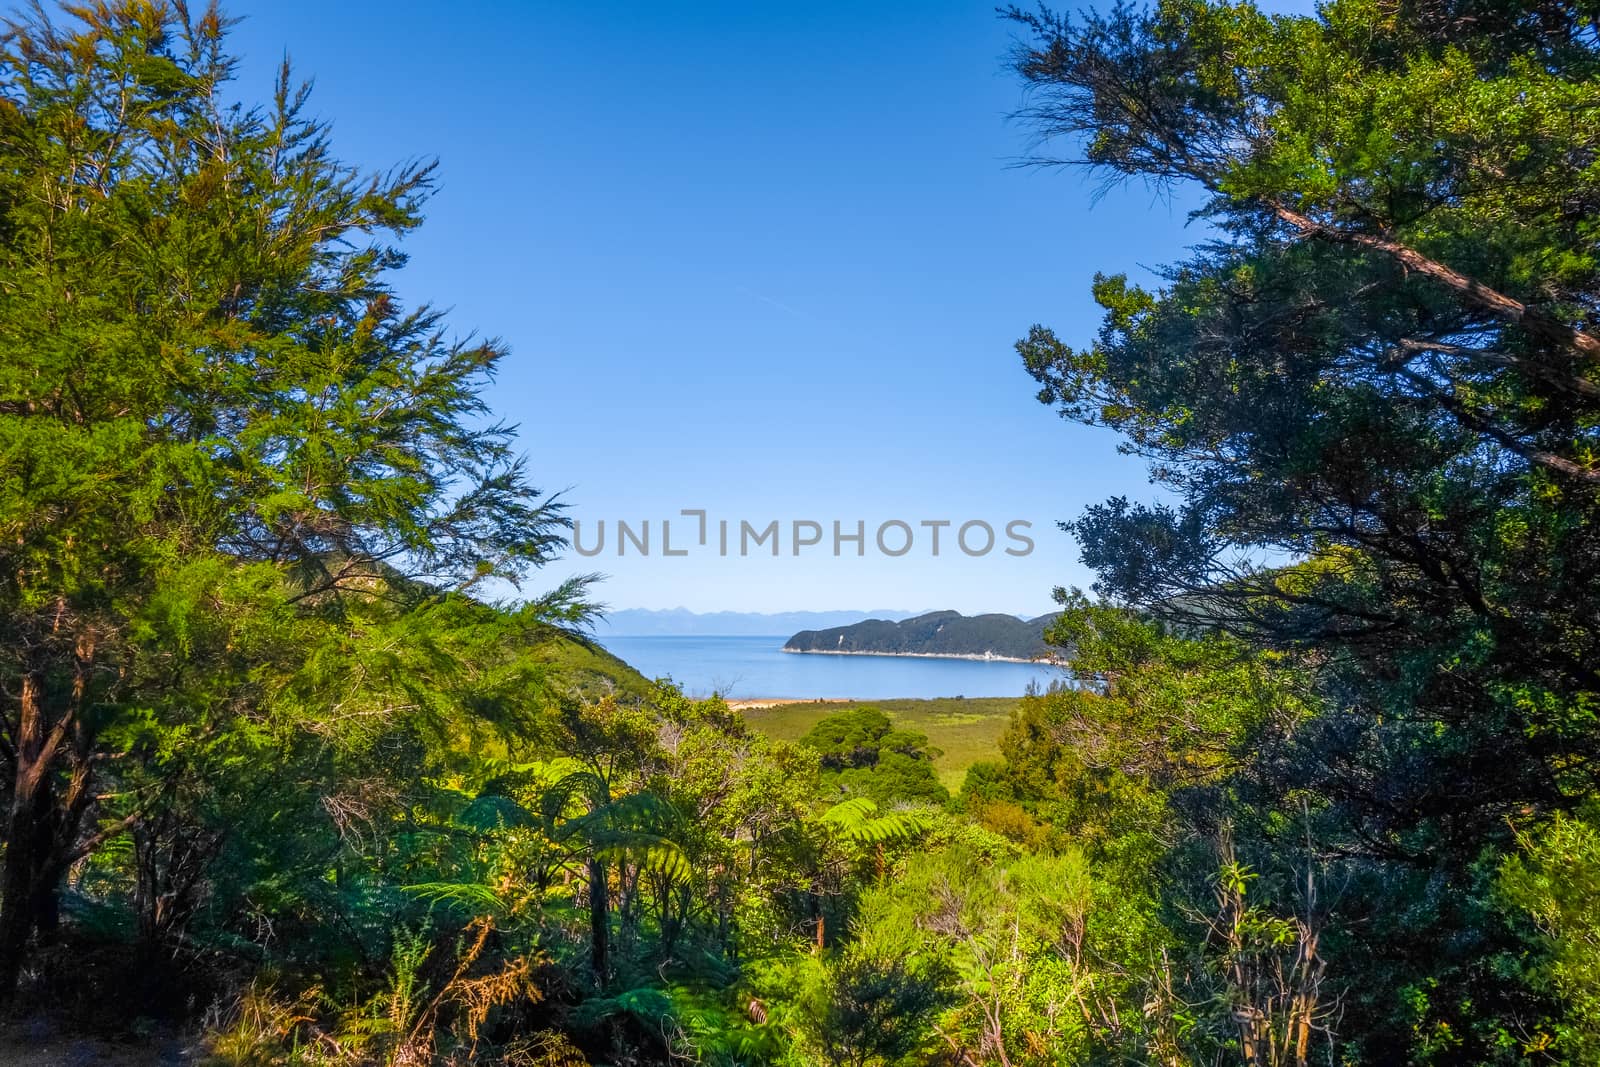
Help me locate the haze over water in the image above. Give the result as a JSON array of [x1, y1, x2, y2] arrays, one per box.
[[599, 635, 1066, 701]]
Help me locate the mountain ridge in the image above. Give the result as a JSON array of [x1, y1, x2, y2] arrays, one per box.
[[783, 610, 1061, 661]]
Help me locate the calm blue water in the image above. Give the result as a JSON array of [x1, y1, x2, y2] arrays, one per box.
[[597, 634, 1067, 700]]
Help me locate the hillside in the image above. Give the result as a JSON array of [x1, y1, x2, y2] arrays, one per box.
[[539, 632, 654, 700], [783, 610, 1059, 661]]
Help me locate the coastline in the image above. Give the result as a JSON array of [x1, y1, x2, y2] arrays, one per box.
[[779, 647, 1058, 666]]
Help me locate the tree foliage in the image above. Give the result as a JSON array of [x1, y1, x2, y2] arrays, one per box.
[[801, 708, 949, 805], [1000, 0, 1600, 1060], [0, 0, 587, 1012]]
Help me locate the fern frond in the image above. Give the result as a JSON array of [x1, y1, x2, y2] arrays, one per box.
[[592, 836, 692, 882], [819, 796, 879, 832], [539, 770, 609, 822], [401, 881, 505, 914], [459, 793, 536, 831], [819, 797, 933, 844], [559, 789, 683, 842]]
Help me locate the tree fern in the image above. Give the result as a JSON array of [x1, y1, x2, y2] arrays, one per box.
[[592, 838, 692, 883], [819, 797, 933, 845]]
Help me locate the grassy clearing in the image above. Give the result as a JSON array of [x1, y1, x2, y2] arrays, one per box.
[[739, 696, 1019, 791]]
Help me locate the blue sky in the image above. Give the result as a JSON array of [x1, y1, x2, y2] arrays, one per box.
[[222, 1, 1306, 615]]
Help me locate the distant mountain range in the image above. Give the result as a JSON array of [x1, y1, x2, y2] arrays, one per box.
[[783, 610, 1061, 661], [598, 607, 931, 636]]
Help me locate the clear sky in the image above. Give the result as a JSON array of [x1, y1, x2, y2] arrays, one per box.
[[220, 1, 1306, 616]]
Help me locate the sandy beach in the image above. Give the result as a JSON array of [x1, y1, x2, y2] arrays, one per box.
[[724, 697, 854, 711]]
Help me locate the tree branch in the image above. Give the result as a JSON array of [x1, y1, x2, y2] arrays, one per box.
[[1389, 338, 1600, 402], [1273, 202, 1600, 360], [1394, 367, 1600, 485]]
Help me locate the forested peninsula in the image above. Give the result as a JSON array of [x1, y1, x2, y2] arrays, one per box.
[[782, 611, 1058, 661]]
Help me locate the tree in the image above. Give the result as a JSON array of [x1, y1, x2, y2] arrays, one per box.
[[909, 847, 1094, 1066], [522, 695, 668, 986], [642, 688, 820, 962], [801, 707, 949, 804], [1007, 0, 1599, 831], [1496, 808, 1600, 1062], [1005, 0, 1600, 1055], [801, 946, 953, 1067], [0, 1, 585, 1000], [1193, 835, 1333, 1067]]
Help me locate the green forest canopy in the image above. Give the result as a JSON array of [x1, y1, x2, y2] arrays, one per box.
[[0, 1, 1596, 1065]]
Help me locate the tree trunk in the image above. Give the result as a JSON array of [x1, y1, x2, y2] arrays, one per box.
[[26, 780, 62, 949], [587, 856, 608, 986], [0, 802, 70, 994], [0, 673, 55, 1003], [0, 825, 38, 1003], [0, 633, 105, 1002], [31, 881, 60, 945]]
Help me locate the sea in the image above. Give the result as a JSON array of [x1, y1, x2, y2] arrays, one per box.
[[596, 634, 1067, 701]]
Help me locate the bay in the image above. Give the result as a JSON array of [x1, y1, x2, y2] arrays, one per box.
[[597, 634, 1067, 701]]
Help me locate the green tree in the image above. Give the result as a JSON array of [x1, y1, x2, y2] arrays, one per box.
[[642, 688, 820, 963], [1005, 0, 1600, 1057], [800, 707, 949, 804], [1006, 0, 1600, 840], [1496, 809, 1600, 1062], [0, 1, 585, 999], [799, 946, 953, 1067], [524, 696, 669, 986]]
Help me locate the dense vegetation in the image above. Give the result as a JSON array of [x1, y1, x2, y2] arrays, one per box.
[[783, 612, 1057, 661], [0, 0, 1597, 1065]]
